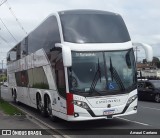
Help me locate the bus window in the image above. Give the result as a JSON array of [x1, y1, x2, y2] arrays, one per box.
[[27, 69, 34, 88], [7, 53, 10, 62], [16, 43, 21, 60], [21, 37, 28, 57], [10, 47, 17, 61], [32, 67, 49, 89], [28, 16, 61, 54], [15, 70, 28, 87]]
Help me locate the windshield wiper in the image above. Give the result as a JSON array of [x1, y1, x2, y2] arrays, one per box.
[[109, 57, 125, 91], [89, 58, 102, 95]]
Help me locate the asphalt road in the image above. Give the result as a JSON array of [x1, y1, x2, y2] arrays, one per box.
[[1, 85, 160, 138]]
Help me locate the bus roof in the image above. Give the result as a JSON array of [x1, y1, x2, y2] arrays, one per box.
[[58, 9, 119, 16]]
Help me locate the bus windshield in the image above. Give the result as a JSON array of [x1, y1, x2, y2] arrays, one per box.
[[68, 49, 136, 96], [60, 12, 130, 43]]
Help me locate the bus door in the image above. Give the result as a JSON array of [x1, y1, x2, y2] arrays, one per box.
[[55, 58, 67, 118]]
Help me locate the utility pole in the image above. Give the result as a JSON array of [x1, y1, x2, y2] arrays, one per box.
[[2, 60, 3, 83], [134, 46, 140, 64]]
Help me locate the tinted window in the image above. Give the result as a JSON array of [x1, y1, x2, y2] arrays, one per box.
[[28, 69, 34, 87], [21, 37, 28, 57], [32, 67, 49, 89], [16, 43, 21, 60], [28, 16, 61, 54], [15, 70, 28, 87], [7, 43, 21, 62], [7, 52, 10, 62], [9, 47, 17, 61], [60, 13, 130, 43], [48, 49, 61, 66]]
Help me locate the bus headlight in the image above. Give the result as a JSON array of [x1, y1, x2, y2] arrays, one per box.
[[127, 95, 137, 105], [72, 100, 90, 109]]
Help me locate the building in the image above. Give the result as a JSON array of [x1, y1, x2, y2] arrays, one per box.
[[137, 63, 160, 79]]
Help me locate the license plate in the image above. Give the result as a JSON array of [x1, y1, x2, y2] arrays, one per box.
[[103, 109, 115, 115]]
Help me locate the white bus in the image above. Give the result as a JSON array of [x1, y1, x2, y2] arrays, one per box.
[[7, 10, 151, 121]]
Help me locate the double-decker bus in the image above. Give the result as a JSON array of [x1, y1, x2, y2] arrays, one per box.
[[7, 10, 152, 121]]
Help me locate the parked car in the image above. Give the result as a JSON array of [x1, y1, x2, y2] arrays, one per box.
[[137, 80, 160, 103]]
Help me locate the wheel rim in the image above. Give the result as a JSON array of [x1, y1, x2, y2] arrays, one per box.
[[37, 95, 43, 111], [39, 101, 43, 110], [13, 92, 17, 102], [46, 97, 52, 117], [155, 94, 160, 102]]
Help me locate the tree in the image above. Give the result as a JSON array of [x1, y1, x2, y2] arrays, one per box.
[[0, 74, 7, 82], [152, 57, 159, 63], [152, 57, 160, 68], [157, 62, 160, 68], [143, 59, 147, 64]]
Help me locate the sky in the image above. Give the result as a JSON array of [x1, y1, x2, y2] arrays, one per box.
[[0, 0, 160, 67]]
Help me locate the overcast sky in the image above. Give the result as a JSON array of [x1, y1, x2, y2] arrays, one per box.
[[0, 0, 160, 67]]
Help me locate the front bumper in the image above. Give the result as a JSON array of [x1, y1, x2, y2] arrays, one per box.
[[67, 99, 137, 121]]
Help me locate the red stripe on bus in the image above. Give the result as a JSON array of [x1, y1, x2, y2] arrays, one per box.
[[66, 93, 74, 115]]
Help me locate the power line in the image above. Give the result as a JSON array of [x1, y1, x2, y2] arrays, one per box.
[[5, 0, 28, 35], [0, 0, 6, 6], [0, 34, 9, 44], [0, 35, 11, 47], [0, 17, 18, 42]]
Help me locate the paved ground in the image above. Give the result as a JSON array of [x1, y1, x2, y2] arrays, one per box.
[[0, 86, 54, 137], [0, 115, 38, 129]]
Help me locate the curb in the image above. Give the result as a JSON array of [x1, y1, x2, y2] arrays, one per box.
[[10, 103, 70, 138]]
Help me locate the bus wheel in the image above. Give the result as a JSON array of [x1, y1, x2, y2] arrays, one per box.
[[46, 96, 58, 122], [37, 94, 47, 117], [155, 94, 160, 103], [37, 94, 42, 111]]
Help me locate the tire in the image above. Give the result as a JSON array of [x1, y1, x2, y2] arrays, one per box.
[[13, 91, 19, 104], [155, 94, 160, 103], [46, 96, 58, 122], [37, 94, 47, 117]]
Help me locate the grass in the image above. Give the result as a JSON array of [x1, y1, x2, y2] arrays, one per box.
[[0, 99, 24, 115]]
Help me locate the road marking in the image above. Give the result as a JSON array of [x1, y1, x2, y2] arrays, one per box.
[[116, 117, 151, 126], [140, 106, 160, 111], [10, 103, 70, 138]]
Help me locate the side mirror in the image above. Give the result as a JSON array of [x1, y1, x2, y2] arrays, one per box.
[[62, 46, 72, 67], [55, 43, 72, 67]]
